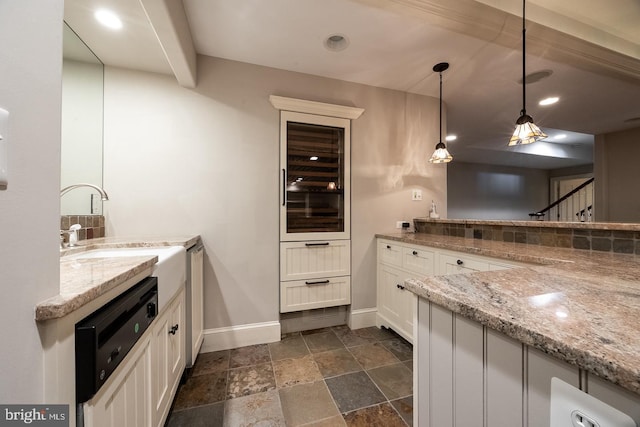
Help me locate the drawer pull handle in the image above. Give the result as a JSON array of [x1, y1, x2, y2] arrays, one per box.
[[396, 284, 405, 290], [412, 250, 418, 255], [456, 259, 464, 265], [386, 245, 391, 249], [169, 324, 179, 335], [305, 280, 330, 286], [305, 242, 330, 247]]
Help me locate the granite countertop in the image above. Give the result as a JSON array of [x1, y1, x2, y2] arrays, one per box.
[[36, 235, 200, 321], [377, 232, 640, 395]]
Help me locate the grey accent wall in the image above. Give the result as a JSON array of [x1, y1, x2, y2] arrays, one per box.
[[0, 0, 63, 402], [103, 55, 447, 331], [594, 126, 640, 222], [447, 161, 549, 220]]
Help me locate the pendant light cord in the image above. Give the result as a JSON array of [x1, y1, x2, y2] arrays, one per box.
[[439, 70, 443, 144], [521, 0, 527, 116]]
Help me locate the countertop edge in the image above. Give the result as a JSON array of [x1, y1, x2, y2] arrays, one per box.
[[404, 277, 640, 395], [36, 257, 157, 321]]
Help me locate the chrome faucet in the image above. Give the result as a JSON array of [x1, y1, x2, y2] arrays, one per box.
[[60, 183, 109, 201]]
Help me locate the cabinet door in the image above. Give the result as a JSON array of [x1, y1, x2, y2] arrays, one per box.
[[168, 290, 185, 391], [151, 289, 186, 427], [280, 111, 351, 241], [376, 263, 405, 333], [84, 337, 152, 427], [189, 247, 204, 366]]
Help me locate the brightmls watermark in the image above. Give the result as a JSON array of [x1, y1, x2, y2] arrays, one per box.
[[0, 405, 68, 426]]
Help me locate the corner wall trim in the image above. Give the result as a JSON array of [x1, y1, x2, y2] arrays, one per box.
[[348, 308, 377, 330], [199, 321, 281, 353]]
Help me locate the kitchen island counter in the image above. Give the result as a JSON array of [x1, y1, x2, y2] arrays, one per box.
[[377, 232, 640, 396]]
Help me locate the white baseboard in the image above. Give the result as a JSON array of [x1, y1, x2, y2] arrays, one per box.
[[200, 321, 281, 353], [348, 307, 377, 330]]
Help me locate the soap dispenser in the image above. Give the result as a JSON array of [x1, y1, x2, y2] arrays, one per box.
[[429, 200, 440, 219], [68, 223, 81, 247]]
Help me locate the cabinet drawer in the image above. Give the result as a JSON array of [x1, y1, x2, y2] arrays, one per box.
[[280, 240, 350, 281], [402, 246, 435, 275], [438, 253, 489, 275], [378, 240, 402, 267], [280, 276, 351, 313]]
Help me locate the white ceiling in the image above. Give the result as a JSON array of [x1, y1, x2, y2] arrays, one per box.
[[63, 0, 640, 170]]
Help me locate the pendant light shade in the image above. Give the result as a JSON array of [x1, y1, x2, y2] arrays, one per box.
[[509, 0, 547, 146], [429, 62, 453, 163]]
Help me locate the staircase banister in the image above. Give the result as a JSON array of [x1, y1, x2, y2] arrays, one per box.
[[530, 177, 595, 217]]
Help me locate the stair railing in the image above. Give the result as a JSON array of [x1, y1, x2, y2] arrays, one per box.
[[529, 177, 594, 222]]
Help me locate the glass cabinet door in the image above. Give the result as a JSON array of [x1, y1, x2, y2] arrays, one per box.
[[280, 111, 350, 241]]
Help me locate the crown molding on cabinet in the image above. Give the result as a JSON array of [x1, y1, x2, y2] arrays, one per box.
[[269, 95, 365, 120]]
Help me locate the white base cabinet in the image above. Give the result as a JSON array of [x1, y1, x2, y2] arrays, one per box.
[[82, 336, 152, 427], [83, 287, 186, 427], [188, 245, 204, 367], [280, 240, 351, 313], [151, 287, 185, 427], [376, 238, 527, 343], [415, 298, 640, 427]]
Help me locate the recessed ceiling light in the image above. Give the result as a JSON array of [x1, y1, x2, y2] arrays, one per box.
[[554, 134, 567, 140], [310, 156, 318, 161], [95, 9, 123, 30], [539, 97, 559, 106], [324, 34, 349, 52], [445, 135, 457, 142]]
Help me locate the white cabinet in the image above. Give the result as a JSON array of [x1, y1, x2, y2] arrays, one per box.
[[274, 99, 364, 314], [151, 288, 185, 427], [280, 240, 351, 312], [187, 244, 204, 367], [83, 336, 153, 427], [376, 240, 434, 343], [376, 239, 524, 343]]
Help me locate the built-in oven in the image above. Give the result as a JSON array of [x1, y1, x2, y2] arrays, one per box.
[[75, 276, 158, 405]]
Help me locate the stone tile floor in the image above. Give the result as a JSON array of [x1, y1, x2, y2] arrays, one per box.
[[166, 325, 413, 426]]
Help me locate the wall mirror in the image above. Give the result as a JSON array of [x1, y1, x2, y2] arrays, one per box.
[[61, 22, 104, 215]]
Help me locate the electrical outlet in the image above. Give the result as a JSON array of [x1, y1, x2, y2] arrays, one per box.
[[396, 221, 403, 229], [412, 189, 422, 201]]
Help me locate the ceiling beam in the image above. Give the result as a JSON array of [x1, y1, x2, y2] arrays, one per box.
[[139, 0, 197, 88], [354, 0, 640, 84]]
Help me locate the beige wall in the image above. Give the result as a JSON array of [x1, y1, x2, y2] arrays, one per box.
[[594, 126, 640, 222], [448, 161, 549, 220], [103, 55, 446, 330], [0, 0, 63, 402]]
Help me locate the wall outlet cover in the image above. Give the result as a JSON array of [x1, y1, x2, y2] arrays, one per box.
[[412, 189, 422, 201], [550, 377, 636, 427]]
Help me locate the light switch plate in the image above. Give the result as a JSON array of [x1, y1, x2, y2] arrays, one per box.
[[0, 107, 8, 188], [550, 377, 636, 427]]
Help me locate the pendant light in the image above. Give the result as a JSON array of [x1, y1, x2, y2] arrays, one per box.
[[509, 0, 547, 146], [429, 62, 453, 163]]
